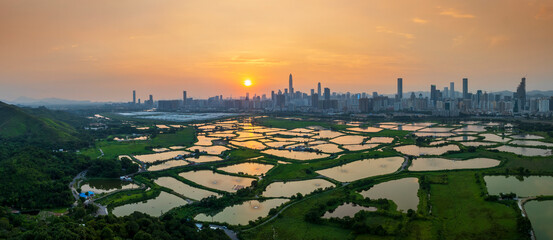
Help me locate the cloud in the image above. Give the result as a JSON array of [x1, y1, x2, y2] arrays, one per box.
[[452, 35, 466, 46], [376, 26, 415, 39], [412, 18, 428, 24], [440, 9, 475, 19], [535, 5, 553, 20], [487, 35, 509, 47]]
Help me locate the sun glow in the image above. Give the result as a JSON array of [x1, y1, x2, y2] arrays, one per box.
[[244, 79, 252, 87]]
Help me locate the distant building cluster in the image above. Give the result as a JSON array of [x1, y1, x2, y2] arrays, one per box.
[[122, 75, 553, 117]]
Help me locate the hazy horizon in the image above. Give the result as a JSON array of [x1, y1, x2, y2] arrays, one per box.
[[1, 0, 553, 101]]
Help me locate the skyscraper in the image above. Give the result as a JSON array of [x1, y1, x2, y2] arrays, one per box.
[[397, 78, 403, 99], [289, 74, 294, 95], [515, 77, 527, 111], [463, 78, 468, 99], [133, 90, 136, 104], [183, 91, 187, 106], [324, 88, 330, 101], [430, 85, 437, 103], [450, 82, 455, 99], [317, 82, 321, 98]]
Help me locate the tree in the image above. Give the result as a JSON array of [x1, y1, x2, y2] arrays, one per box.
[[133, 231, 153, 240]]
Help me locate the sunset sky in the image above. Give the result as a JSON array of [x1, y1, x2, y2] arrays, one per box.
[[1, 0, 553, 101]]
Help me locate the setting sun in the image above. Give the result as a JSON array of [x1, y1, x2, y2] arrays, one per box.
[[244, 79, 252, 87]]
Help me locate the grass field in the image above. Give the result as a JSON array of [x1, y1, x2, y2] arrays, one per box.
[[257, 117, 349, 130], [429, 172, 522, 240], [83, 127, 195, 159]]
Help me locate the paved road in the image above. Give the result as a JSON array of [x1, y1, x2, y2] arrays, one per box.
[[210, 225, 238, 240], [68, 170, 108, 216], [69, 170, 87, 206], [518, 197, 537, 240]]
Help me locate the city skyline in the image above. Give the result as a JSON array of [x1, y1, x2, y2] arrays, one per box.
[[1, 0, 553, 101]]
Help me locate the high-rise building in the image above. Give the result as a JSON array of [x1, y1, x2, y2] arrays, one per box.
[[289, 74, 294, 95], [311, 94, 319, 108], [515, 77, 527, 111], [133, 90, 136, 104], [463, 78, 468, 99], [324, 88, 331, 101], [183, 91, 187, 106], [397, 78, 403, 99], [444, 87, 449, 98], [310, 89, 315, 95], [317, 82, 321, 98], [430, 85, 437, 103], [450, 82, 455, 99]]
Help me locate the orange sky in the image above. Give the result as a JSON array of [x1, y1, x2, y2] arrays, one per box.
[[1, 0, 553, 101]]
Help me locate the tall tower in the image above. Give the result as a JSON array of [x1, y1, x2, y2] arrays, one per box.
[[324, 88, 330, 101], [289, 74, 294, 95], [450, 82, 455, 99], [397, 78, 403, 99], [183, 91, 187, 106], [317, 82, 322, 98], [133, 90, 136, 104], [463, 78, 468, 99], [516, 77, 527, 110], [430, 85, 437, 103]]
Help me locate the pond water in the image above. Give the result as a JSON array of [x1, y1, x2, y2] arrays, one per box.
[[480, 133, 510, 142], [154, 177, 221, 201], [194, 199, 289, 225], [366, 137, 394, 144], [111, 191, 187, 217], [230, 140, 267, 150], [187, 146, 229, 155], [316, 157, 404, 182], [290, 128, 315, 133], [418, 127, 454, 132], [494, 146, 552, 157], [461, 142, 497, 147], [148, 160, 189, 171], [525, 201, 553, 240], [310, 143, 343, 153], [342, 144, 379, 151], [80, 179, 139, 194], [314, 130, 344, 139], [134, 151, 187, 163], [195, 136, 218, 146], [261, 149, 330, 160], [454, 125, 487, 132], [169, 146, 186, 150], [218, 162, 274, 176], [484, 176, 553, 197], [179, 170, 255, 192], [409, 158, 500, 171], [394, 145, 459, 156], [263, 179, 335, 197], [330, 135, 365, 145], [510, 140, 553, 147], [510, 134, 544, 140], [186, 155, 223, 163], [264, 141, 292, 148], [152, 148, 170, 152], [414, 132, 455, 137], [396, 125, 426, 131], [347, 127, 382, 133], [358, 178, 419, 212], [209, 133, 237, 138], [322, 203, 377, 219], [448, 136, 478, 142]]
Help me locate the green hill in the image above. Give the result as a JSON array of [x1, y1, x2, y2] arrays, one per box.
[[0, 101, 82, 147]]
